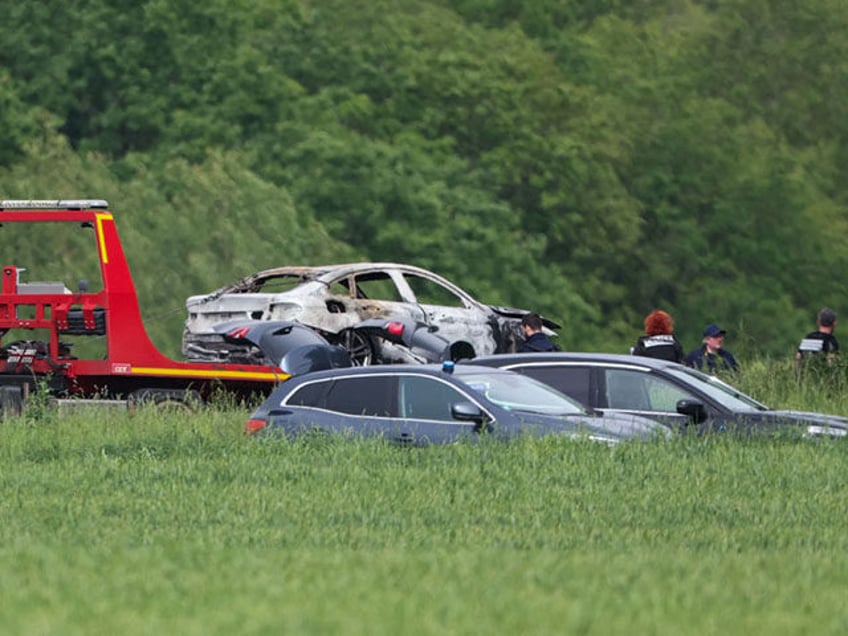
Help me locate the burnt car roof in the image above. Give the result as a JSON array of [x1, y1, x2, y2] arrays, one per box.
[[203, 263, 562, 331], [215, 262, 467, 293]]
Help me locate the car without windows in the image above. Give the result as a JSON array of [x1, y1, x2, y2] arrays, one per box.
[[184, 263, 559, 365], [245, 363, 671, 445], [468, 353, 848, 438]]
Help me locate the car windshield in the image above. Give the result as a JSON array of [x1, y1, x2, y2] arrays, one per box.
[[458, 369, 588, 416], [666, 366, 769, 412]]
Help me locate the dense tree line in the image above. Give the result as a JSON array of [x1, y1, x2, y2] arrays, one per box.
[[0, 0, 845, 357]]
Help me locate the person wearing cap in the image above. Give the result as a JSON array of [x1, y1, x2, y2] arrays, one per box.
[[518, 312, 560, 352], [797, 307, 839, 358], [684, 324, 738, 373], [632, 309, 685, 362]]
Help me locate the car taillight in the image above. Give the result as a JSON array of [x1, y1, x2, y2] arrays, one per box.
[[245, 418, 268, 435], [386, 321, 405, 336], [227, 326, 252, 339]]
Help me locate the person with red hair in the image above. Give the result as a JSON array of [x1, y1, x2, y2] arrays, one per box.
[[632, 309, 685, 362]]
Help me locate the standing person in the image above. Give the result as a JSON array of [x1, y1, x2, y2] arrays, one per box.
[[518, 312, 559, 352], [684, 324, 738, 372], [632, 309, 685, 362], [797, 307, 839, 358]]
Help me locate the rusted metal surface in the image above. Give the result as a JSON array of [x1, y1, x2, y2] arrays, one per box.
[[184, 263, 556, 363]]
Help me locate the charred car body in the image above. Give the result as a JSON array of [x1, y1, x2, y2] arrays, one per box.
[[183, 263, 558, 365]]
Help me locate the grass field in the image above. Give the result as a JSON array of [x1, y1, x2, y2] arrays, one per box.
[[2, 361, 848, 635]]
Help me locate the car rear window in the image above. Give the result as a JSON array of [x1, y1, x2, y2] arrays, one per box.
[[324, 376, 397, 416]]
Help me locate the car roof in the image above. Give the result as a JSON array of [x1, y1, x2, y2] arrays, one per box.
[[284, 362, 514, 383], [468, 352, 682, 370], [222, 262, 461, 288]]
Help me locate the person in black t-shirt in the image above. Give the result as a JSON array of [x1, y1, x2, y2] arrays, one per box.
[[797, 307, 839, 359], [632, 309, 685, 363]]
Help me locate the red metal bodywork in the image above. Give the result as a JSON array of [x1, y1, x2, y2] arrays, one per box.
[[0, 202, 288, 401]]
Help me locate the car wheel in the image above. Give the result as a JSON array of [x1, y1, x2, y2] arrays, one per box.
[[339, 329, 375, 366]]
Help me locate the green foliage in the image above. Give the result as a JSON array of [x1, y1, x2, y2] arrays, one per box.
[[0, 134, 358, 355], [0, 0, 846, 356], [0, 71, 39, 166]]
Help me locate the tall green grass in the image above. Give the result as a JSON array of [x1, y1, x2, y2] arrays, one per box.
[[730, 355, 848, 414], [1, 361, 847, 635]]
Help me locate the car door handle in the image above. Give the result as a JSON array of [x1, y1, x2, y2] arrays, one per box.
[[395, 432, 415, 445]]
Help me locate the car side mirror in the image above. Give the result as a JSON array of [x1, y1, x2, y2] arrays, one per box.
[[451, 400, 486, 424], [452, 401, 494, 433], [676, 398, 707, 424]]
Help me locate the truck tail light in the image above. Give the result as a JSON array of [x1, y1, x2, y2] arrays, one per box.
[[386, 321, 405, 336]]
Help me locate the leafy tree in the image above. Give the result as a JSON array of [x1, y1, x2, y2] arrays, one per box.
[[0, 0, 846, 356], [0, 71, 39, 166], [0, 132, 358, 355]]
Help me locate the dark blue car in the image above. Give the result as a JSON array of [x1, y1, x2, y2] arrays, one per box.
[[245, 362, 670, 445], [468, 352, 848, 437]]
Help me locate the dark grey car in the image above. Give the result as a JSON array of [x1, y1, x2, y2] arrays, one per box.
[[245, 363, 671, 445], [468, 353, 848, 437]]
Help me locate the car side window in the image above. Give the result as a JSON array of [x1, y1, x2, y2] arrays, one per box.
[[327, 279, 351, 296], [322, 377, 397, 416], [604, 369, 692, 412], [398, 375, 470, 422], [353, 272, 403, 301], [403, 274, 465, 308], [285, 381, 330, 407], [513, 366, 591, 405], [254, 275, 301, 293]]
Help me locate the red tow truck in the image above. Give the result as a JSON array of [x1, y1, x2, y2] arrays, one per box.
[[0, 199, 292, 412]]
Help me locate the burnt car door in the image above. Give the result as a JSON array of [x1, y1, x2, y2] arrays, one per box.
[[340, 270, 426, 323], [316, 269, 429, 364], [400, 271, 497, 355]]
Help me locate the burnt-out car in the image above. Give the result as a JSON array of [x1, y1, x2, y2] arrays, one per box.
[[183, 263, 558, 365]]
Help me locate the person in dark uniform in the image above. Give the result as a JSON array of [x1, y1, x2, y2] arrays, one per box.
[[518, 312, 559, 352], [797, 307, 839, 358], [684, 324, 738, 372], [632, 309, 685, 362]]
